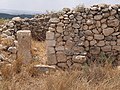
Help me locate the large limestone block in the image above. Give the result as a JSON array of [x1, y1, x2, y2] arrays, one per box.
[[17, 30, 32, 64], [46, 31, 54, 40], [47, 47, 55, 54], [56, 52, 67, 62], [46, 40, 56, 47], [47, 54, 57, 65]]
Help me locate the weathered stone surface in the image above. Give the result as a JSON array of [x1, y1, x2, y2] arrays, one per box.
[[57, 63, 68, 69], [46, 31, 54, 40], [90, 47, 100, 54], [97, 41, 105, 46], [94, 15, 102, 20], [107, 19, 119, 27], [56, 52, 67, 62], [86, 36, 93, 41], [47, 54, 57, 65], [112, 46, 120, 51], [101, 46, 111, 52], [47, 47, 55, 54], [55, 46, 64, 51], [56, 26, 64, 33], [90, 40, 97, 46], [84, 40, 89, 47], [49, 18, 60, 23], [72, 55, 86, 63], [72, 23, 80, 29], [12, 17, 22, 22], [17, 30, 32, 64], [103, 28, 114, 36], [84, 30, 93, 36], [65, 40, 75, 49], [8, 47, 17, 54], [117, 39, 120, 45], [94, 34, 104, 40], [110, 41, 116, 45], [46, 40, 56, 46]]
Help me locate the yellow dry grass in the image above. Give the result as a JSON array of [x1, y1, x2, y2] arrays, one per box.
[[0, 40, 120, 90]]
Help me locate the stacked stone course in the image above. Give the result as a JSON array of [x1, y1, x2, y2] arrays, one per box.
[[46, 4, 120, 69], [0, 4, 120, 69]]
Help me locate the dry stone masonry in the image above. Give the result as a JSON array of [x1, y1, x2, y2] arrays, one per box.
[[46, 4, 120, 69], [0, 4, 120, 70]]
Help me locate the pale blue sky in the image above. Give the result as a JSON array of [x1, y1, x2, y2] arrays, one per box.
[[0, 0, 120, 11]]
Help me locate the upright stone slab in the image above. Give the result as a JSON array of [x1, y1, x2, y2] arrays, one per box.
[[17, 30, 32, 64]]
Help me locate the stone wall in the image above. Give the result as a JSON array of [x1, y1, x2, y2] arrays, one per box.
[[1, 14, 50, 41], [0, 4, 120, 69], [46, 4, 120, 69]]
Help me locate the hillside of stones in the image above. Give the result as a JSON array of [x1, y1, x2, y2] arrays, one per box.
[[0, 4, 120, 68]]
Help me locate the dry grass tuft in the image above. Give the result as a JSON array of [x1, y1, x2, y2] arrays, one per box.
[[1, 61, 120, 90]]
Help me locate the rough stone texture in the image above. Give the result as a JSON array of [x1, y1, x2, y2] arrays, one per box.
[[46, 4, 120, 68], [17, 30, 32, 64], [0, 4, 120, 69], [103, 28, 114, 36]]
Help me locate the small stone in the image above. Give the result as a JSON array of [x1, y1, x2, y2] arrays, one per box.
[[117, 39, 120, 45], [112, 46, 120, 51], [84, 30, 93, 36], [57, 63, 68, 69], [101, 46, 111, 52], [8, 47, 17, 54], [86, 19, 94, 25], [90, 40, 97, 46], [84, 40, 89, 47], [107, 19, 119, 27], [94, 34, 104, 40], [72, 55, 86, 63], [49, 18, 60, 23], [94, 15, 102, 20], [12, 17, 22, 21], [66, 60, 72, 67], [103, 28, 114, 36], [0, 54, 5, 61], [49, 27, 55, 32], [46, 40, 56, 47], [90, 47, 100, 54], [97, 41, 105, 46], [111, 41, 116, 45], [86, 36, 93, 41], [72, 23, 80, 29]]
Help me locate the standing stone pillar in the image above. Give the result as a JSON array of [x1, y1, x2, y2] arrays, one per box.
[[17, 30, 32, 64]]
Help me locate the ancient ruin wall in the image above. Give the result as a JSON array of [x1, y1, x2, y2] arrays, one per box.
[[46, 4, 120, 69], [0, 4, 120, 69]]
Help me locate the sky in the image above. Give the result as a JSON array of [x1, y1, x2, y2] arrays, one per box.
[[0, 0, 120, 12]]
